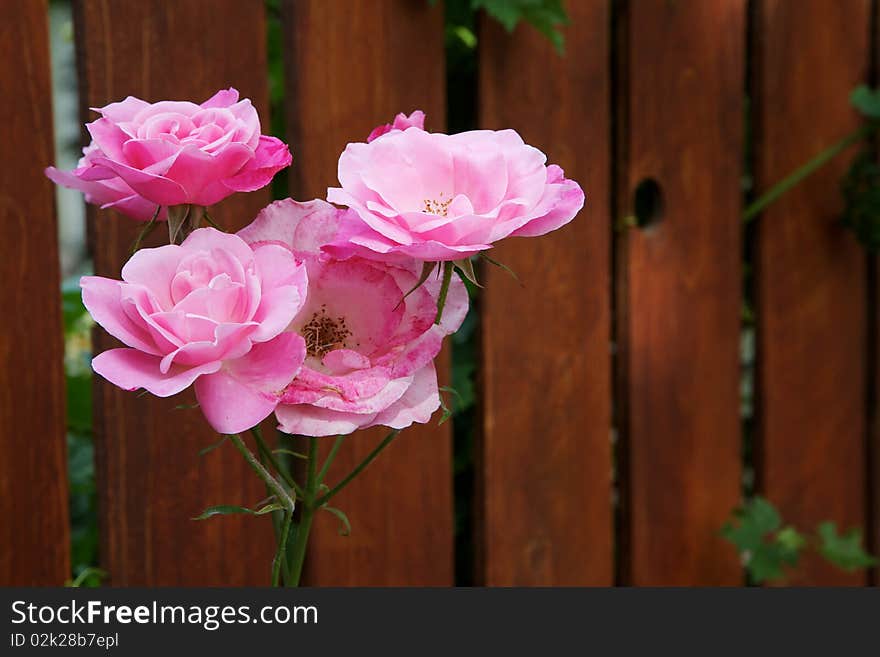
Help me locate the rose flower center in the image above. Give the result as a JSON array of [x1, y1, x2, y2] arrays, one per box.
[[301, 305, 352, 358], [422, 191, 452, 217]]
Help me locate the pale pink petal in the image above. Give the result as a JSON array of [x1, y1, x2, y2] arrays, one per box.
[[368, 363, 440, 429], [222, 136, 291, 193], [92, 348, 221, 397], [275, 404, 378, 437], [92, 155, 187, 206], [200, 87, 240, 109], [194, 332, 306, 433], [80, 276, 159, 354]]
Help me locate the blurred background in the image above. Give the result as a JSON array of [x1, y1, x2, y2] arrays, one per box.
[[2, 0, 879, 587]]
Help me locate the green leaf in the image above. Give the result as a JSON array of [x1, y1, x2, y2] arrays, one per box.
[[396, 261, 438, 309], [198, 435, 227, 456], [272, 448, 308, 460], [817, 522, 877, 572], [193, 503, 284, 520], [851, 85, 880, 119], [471, 0, 568, 54], [322, 505, 352, 536], [721, 497, 803, 584], [65, 567, 108, 588], [454, 257, 482, 288], [479, 252, 523, 285]]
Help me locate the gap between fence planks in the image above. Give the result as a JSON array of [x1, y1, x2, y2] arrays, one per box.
[[477, 1, 614, 585], [283, 0, 453, 585], [75, 0, 275, 585], [616, 0, 745, 585], [754, 0, 871, 585], [0, 0, 70, 586]]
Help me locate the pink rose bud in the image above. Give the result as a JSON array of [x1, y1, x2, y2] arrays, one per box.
[[238, 198, 468, 436], [82, 228, 308, 433], [366, 110, 426, 142], [327, 112, 584, 262], [47, 88, 292, 220]]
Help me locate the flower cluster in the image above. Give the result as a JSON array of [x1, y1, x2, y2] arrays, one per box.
[[48, 89, 584, 437]]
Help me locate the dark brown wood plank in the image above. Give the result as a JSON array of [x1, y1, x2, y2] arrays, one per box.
[[75, 0, 275, 585], [476, 2, 613, 585], [284, 0, 452, 585], [617, 0, 745, 585], [0, 0, 70, 586], [754, 0, 870, 585]]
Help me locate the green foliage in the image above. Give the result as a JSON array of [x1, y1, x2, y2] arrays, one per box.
[[721, 497, 804, 583], [817, 522, 877, 572], [842, 149, 880, 251], [850, 84, 880, 120], [435, 0, 569, 54], [63, 273, 100, 586], [722, 497, 876, 584], [840, 85, 880, 251]]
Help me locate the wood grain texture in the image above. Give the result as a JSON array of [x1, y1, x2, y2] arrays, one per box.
[[0, 0, 70, 586], [284, 0, 452, 585], [75, 0, 274, 585], [754, 0, 870, 585], [617, 0, 745, 585], [477, 2, 613, 585]]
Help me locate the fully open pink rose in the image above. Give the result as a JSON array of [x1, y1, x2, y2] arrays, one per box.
[[46, 88, 291, 219], [239, 199, 468, 436], [326, 112, 584, 261], [82, 227, 308, 433]]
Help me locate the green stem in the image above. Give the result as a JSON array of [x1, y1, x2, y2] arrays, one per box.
[[251, 427, 305, 499], [317, 435, 346, 485], [743, 124, 875, 223], [227, 434, 295, 515], [272, 510, 293, 587], [434, 262, 454, 325], [253, 429, 290, 584], [314, 430, 400, 508], [287, 437, 321, 587]]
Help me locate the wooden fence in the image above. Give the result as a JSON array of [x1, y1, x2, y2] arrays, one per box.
[[1, 0, 877, 586]]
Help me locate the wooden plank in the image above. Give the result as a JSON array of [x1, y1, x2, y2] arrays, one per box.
[[617, 0, 745, 585], [283, 0, 451, 585], [0, 0, 70, 586], [754, 0, 870, 585], [75, 0, 275, 585], [476, 3, 613, 585]]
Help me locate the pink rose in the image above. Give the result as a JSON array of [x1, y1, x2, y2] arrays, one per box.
[[46, 88, 291, 220], [366, 110, 425, 142], [326, 113, 584, 262], [238, 199, 468, 436], [81, 228, 308, 433]]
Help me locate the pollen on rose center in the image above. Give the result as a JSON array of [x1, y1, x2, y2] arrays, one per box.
[[422, 191, 452, 217], [301, 305, 352, 358]]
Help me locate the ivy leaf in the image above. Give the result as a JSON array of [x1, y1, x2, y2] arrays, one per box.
[[851, 85, 880, 119], [721, 497, 804, 584], [817, 522, 877, 572], [193, 503, 284, 520], [322, 505, 352, 536]]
